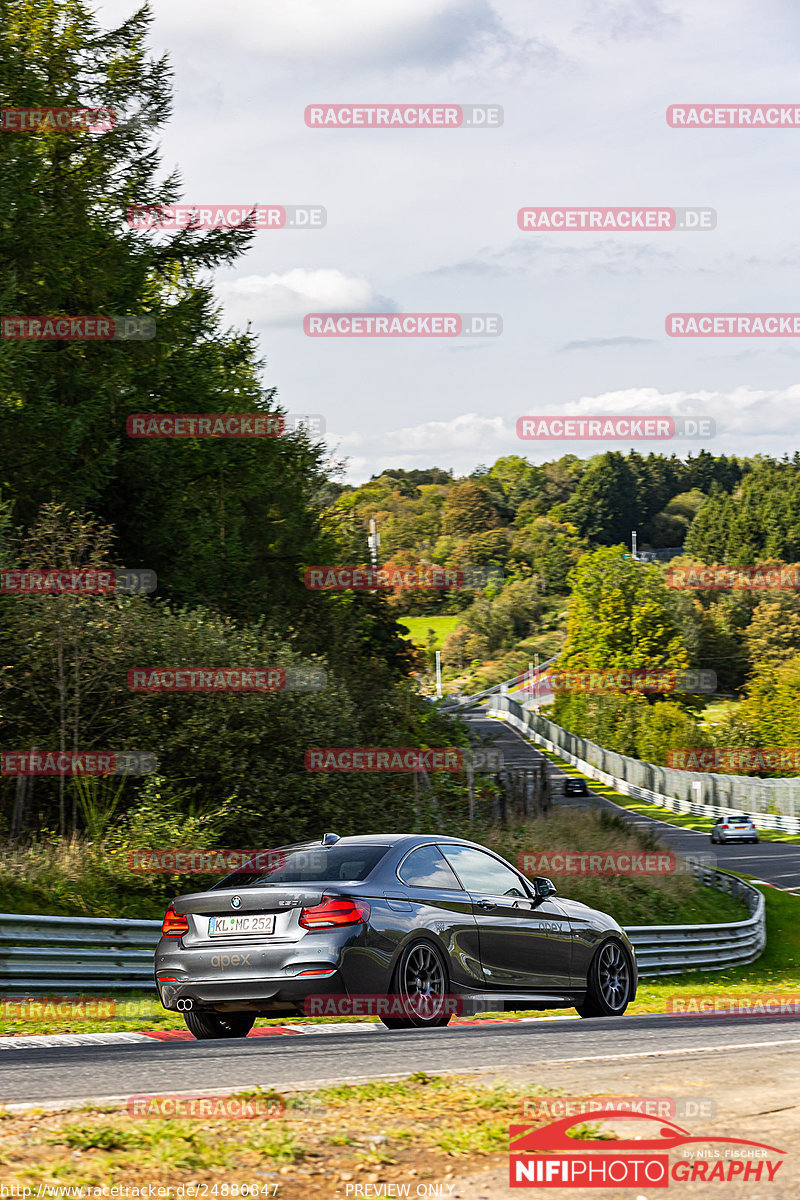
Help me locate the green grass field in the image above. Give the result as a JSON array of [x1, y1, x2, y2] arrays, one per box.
[[396, 614, 461, 648], [698, 698, 741, 727]]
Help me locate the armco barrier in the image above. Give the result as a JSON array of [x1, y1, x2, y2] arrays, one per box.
[[626, 864, 765, 976], [0, 913, 161, 991], [486, 697, 767, 975], [455, 655, 558, 708], [0, 875, 765, 991], [487, 693, 800, 834]]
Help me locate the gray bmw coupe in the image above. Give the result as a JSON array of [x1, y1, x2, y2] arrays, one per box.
[[155, 832, 637, 1038]]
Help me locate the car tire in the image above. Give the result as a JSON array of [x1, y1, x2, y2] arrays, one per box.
[[183, 1010, 256, 1040], [576, 939, 633, 1019], [380, 940, 453, 1030]]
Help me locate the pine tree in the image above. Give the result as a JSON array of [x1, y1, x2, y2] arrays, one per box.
[[0, 0, 333, 622]]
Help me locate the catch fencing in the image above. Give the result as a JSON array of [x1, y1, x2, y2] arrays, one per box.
[[487, 693, 800, 834]]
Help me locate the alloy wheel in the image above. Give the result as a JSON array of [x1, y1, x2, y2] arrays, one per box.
[[398, 943, 446, 1020], [597, 941, 630, 1012]]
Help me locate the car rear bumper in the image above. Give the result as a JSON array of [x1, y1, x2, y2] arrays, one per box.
[[156, 970, 347, 1014], [154, 924, 389, 1013]]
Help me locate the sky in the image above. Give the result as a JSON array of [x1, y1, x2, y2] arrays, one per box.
[[96, 0, 800, 482]]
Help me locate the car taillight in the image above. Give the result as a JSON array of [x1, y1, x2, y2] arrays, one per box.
[[299, 895, 370, 930], [721, 824, 729, 829], [161, 904, 189, 937]]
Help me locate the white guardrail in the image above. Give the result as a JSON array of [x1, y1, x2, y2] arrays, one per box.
[[482, 691, 800, 835]]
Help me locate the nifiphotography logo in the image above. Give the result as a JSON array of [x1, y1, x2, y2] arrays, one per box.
[[508, 1111, 785, 1187]]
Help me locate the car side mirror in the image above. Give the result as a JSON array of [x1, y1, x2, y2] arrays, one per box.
[[533, 876, 557, 902]]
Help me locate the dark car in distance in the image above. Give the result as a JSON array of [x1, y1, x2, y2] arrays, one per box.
[[155, 832, 637, 1039], [563, 778, 590, 797]]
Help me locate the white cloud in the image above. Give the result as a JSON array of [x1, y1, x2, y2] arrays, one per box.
[[216, 269, 394, 327], [333, 413, 511, 452], [576, 0, 680, 41], [323, 387, 800, 482], [137, 0, 528, 67], [554, 384, 794, 424]]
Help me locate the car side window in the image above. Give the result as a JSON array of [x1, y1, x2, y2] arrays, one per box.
[[440, 845, 528, 898], [398, 844, 463, 890]]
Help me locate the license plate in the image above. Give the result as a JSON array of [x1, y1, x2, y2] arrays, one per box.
[[208, 914, 275, 937]]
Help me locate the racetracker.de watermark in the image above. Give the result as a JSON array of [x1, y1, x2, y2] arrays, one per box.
[[518, 850, 677, 875], [303, 313, 501, 337], [519, 1095, 717, 1120], [1, 568, 156, 594], [666, 564, 800, 590], [126, 413, 325, 438], [517, 415, 715, 440], [542, 667, 717, 694], [667, 747, 800, 772], [304, 565, 492, 590], [127, 1093, 286, 1119], [668, 104, 800, 126], [1, 751, 157, 775], [518, 207, 716, 231], [304, 104, 502, 127], [0, 996, 117, 1020], [667, 312, 800, 336], [305, 748, 502, 772], [0, 106, 115, 132], [305, 994, 485, 1018], [2, 316, 154, 341], [666, 994, 800, 1016], [127, 666, 326, 692], [128, 848, 286, 873], [127, 204, 326, 229]]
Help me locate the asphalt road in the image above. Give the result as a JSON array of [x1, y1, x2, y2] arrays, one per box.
[[3, 1013, 800, 1106], [465, 707, 800, 890]]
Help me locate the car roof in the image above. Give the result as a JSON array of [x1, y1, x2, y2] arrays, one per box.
[[278, 833, 498, 852]]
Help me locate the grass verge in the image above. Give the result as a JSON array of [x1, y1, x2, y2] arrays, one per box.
[[0, 1073, 558, 1190]]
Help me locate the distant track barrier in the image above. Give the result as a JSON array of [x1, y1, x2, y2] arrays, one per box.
[[486, 692, 800, 835]]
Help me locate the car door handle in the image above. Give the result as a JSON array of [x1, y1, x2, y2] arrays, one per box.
[[475, 899, 493, 910]]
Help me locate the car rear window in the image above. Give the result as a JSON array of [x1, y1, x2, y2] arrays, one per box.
[[213, 844, 391, 889]]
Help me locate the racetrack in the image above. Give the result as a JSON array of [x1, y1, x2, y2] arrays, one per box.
[[3, 1013, 800, 1107], [5, 707, 798, 1129], [465, 707, 800, 890]]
